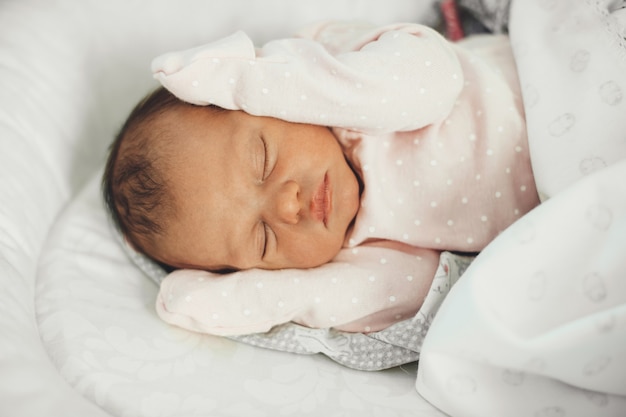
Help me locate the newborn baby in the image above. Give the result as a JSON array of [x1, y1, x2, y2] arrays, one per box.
[[103, 21, 539, 335], [105, 88, 360, 272]]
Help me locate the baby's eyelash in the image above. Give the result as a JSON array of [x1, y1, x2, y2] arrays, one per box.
[[262, 222, 270, 258], [261, 137, 269, 179]]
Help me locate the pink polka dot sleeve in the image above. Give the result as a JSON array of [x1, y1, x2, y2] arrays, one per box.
[[156, 244, 439, 336], [152, 22, 464, 133]]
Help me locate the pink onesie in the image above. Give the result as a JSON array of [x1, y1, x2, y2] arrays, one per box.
[[152, 22, 539, 336]]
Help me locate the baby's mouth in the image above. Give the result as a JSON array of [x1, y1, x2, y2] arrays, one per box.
[[311, 173, 331, 226]]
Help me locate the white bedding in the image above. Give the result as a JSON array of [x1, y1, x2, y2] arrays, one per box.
[[2, 0, 625, 416]]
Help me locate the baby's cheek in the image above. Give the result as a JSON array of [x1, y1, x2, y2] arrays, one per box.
[[282, 231, 342, 268]]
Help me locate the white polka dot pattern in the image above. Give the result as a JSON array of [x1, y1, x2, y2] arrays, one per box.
[[340, 34, 539, 253]]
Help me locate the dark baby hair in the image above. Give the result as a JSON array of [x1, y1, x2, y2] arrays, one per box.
[[102, 86, 186, 258]]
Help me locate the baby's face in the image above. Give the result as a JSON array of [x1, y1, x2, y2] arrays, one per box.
[[154, 107, 360, 271]]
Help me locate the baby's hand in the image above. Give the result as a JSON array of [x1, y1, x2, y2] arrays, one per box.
[[153, 31, 255, 75], [152, 31, 256, 107], [152, 23, 465, 132]]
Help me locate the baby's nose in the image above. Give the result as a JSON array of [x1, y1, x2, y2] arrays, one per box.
[[273, 180, 301, 225]]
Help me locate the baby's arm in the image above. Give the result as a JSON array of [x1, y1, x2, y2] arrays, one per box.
[[156, 244, 440, 336], [152, 22, 464, 133]]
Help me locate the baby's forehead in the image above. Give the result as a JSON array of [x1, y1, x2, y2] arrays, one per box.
[[140, 106, 198, 149], [155, 104, 220, 134], [151, 105, 193, 130]]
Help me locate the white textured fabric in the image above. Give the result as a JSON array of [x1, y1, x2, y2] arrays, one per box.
[[416, 1, 626, 416], [515, 0, 626, 200]]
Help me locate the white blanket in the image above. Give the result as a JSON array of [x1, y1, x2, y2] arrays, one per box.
[[416, 1, 626, 416]]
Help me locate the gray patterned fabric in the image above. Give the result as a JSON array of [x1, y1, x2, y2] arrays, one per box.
[[458, 0, 512, 33]]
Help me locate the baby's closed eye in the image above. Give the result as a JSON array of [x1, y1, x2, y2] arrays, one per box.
[[253, 136, 267, 180]]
